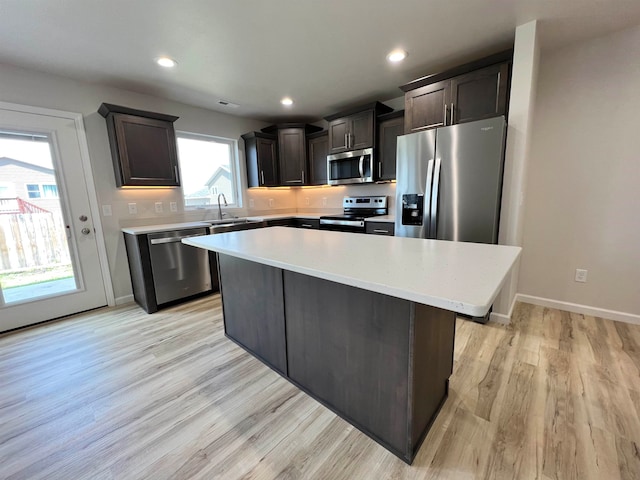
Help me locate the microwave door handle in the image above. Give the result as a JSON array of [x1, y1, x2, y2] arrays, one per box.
[[424, 159, 434, 237], [430, 157, 442, 238], [359, 155, 364, 178]]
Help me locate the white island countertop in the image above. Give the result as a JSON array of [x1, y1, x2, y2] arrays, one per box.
[[184, 227, 521, 317]]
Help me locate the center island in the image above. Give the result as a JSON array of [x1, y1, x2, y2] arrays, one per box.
[[183, 227, 521, 463]]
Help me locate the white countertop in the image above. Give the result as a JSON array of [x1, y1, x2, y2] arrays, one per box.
[[245, 213, 322, 221], [122, 222, 211, 235], [183, 227, 520, 317]]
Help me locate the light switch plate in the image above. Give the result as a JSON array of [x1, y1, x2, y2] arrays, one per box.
[[169, 201, 178, 212], [128, 203, 137, 215], [322, 197, 327, 207], [269, 198, 274, 208], [102, 204, 112, 217], [155, 202, 163, 213], [249, 199, 255, 208], [575, 269, 588, 283]]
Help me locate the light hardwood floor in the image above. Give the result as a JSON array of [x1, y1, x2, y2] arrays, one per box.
[[1, 296, 639, 479]]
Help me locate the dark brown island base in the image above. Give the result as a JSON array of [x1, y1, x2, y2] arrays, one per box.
[[219, 253, 454, 464], [184, 227, 520, 464]]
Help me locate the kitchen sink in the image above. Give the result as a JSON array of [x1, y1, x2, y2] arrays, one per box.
[[209, 220, 266, 234], [209, 217, 253, 225]]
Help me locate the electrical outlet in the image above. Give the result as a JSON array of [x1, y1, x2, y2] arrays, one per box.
[[249, 199, 255, 208], [269, 198, 274, 208], [155, 202, 163, 213], [102, 204, 112, 217], [575, 269, 588, 283], [322, 197, 327, 207], [305, 197, 310, 206], [169, 201, 178, 212], [128, 203, 137, 215]]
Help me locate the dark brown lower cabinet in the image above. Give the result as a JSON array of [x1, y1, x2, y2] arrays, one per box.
[[217, 255, 287, 375], [216, 253, 456, 464]]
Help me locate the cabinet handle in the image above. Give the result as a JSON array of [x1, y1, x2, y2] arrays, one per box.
[[373, 229, 390, 234], [174, 165, 180, 183], [496, 71, 501, 111], [344, 133, 348, 148], [378, 162, 382, 178], [301, 223, 313, 228], [450, 103, 454, 124], [443, 104, 447, 126], [261, 170, 265, 185], [302, 170, 305, 183]]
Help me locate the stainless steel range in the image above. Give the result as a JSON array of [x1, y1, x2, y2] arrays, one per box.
[[319, 196, 388, 233]]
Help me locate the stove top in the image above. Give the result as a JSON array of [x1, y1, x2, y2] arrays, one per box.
[[319, 196, 388, 231]]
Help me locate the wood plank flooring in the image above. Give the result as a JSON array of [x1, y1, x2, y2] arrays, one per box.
[[1, 296, 639, 479]]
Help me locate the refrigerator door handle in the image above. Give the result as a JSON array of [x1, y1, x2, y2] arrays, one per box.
[[424, 159, 435, 237], [430, 157, 442, 238]]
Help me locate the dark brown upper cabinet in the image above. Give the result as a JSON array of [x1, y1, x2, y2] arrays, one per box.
[[261, 124, 322, 185], [98, 103, 180, 187], [376, 110, 404, 181], [307, 131, 329, 185], [325, 102, 393, 154], [241, 132, 279, 187], [401, 51, 512, 134]]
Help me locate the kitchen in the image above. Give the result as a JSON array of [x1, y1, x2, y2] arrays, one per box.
[[1, 1, 639, 478]]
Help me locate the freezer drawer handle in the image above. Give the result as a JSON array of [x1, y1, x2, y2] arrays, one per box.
[[149, 233, 205, 245]]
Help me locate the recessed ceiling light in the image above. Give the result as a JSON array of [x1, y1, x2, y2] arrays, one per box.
[[281, 97, 294, 106], [156, 56, 177, 68], [387, 49, 408, 63]]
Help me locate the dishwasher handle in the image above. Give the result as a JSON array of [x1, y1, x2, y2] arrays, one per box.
[[149, 233, 205, 245]]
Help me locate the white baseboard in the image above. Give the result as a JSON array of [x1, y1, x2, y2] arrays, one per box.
[[489, 294, 518, 325], [516, 294, 640, 326], [115, 294, 135, 306]]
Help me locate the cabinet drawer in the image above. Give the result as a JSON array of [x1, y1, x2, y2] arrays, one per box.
[[366, 222, 394, 236], [295, 219, 320, 229]]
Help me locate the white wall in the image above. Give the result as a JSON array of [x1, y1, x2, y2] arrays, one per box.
[[519, 24, 640, 318], [0, 63, 297, 303], [491, 21, 540, 322]]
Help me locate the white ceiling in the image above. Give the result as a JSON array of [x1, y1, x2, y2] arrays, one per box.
[[2, 0, 640, 122]]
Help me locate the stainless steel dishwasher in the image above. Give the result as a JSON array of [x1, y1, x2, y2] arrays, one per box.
[[147, 227, 212, 305]]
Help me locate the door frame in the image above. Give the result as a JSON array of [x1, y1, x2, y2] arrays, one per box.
[[0, 100, 115, 307]]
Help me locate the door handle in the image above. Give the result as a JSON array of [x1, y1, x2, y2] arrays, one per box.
[[81, 227, 91, 235], [430, 158, 442, 238], [424, 159, 434, 236]]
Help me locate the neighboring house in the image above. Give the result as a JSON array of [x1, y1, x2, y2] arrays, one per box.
[[0, 157, 62, 216], [184, 165, 233, 207]]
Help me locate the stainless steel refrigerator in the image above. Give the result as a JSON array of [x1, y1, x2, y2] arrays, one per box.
[[395, 116, 507, 243]]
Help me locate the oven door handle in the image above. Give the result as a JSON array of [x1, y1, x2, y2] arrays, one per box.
[[359, 155, 364, 178]]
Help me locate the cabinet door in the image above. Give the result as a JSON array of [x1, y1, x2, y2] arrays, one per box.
[[278, 128, 306, 184], [328, 118, 349, 154], [256, 136, 279, 186], [404, 80, 450, 134], [449, 62, 510, 124], [349, 110, 374, 150], [308, 132, 329, 185], [113, 114, 179, 186], [377, 114, 404, 181]]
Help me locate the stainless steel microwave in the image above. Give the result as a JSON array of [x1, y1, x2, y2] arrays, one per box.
[[327, 148, 374, 185]]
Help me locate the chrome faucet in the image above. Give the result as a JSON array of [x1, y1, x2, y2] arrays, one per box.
[[217, 193, 228, 220]]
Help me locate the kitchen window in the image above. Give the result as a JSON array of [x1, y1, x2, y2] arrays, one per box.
[[176, 132, 241, 208], [26, 183, 58, 198]]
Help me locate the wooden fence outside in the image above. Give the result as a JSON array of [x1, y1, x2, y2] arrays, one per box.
[[0, 213, 71, 272]]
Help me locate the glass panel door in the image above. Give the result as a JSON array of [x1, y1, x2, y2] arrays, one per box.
[[0, 104, 107, 332], [0, 131, 78, 304]]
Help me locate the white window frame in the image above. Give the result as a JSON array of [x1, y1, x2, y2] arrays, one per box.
[[25, 183, 59, 199], [175, 131, 242, 209]]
